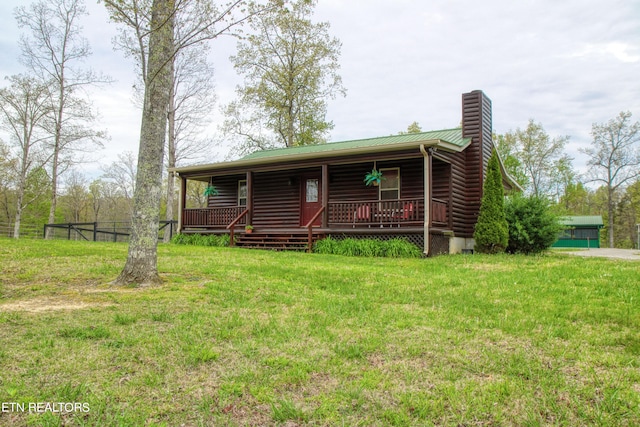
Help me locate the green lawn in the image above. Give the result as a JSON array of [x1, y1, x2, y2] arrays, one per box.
[[0, 238, 638, 426]]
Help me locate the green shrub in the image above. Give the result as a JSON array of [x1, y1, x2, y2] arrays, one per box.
[[314, 237, 422, 258], [171, 233, 230, 247], [382, 238, 423, 258], [504, 194, 563, 255], [474, 150, 509, 254], [313, 235, 338, 254]]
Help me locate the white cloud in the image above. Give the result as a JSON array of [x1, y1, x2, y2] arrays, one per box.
[[571, 42, 640, 63], [1, 0, 639, 178]]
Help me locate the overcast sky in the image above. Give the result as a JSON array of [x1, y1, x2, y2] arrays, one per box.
[[1, 0, 639, 179]]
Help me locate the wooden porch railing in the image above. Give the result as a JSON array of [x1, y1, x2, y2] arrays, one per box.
[[181, 198, 449, 233], [226, 208, 249, 247], [431, 198, 448, 226], [327, 198, 422, 227], [304, 206, 325, 253], [327, 198, 449, 228], [182, 207, 246, 228]]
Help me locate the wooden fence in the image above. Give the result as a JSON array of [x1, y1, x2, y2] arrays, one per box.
[[43, 221, 177, 243]]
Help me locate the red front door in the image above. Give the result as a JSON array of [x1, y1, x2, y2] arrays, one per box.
[[301, 177, 322, 226]]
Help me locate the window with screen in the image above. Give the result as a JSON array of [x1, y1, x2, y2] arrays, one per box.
[[238, 180, 247, 206], [574, 228, 598, 240], [379, 168, 400, 200]]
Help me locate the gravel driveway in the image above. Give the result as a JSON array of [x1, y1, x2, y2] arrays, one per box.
[[560, 248, 640, 260]]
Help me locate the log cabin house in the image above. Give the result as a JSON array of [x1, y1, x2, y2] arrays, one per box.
[[172, 90, 518, 255]]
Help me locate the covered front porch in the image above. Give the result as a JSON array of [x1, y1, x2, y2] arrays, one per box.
[[175, 152, 454, 255]]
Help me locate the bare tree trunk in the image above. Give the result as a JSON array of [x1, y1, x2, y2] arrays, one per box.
[[13, 141, 29, 239], [13, 198, 23, 239], [608, 186, 615, 248], [115, 0, 173, 285], [46, 153, 59, 237], [46, 94, 65, 238], [163, 70, 176, 243]]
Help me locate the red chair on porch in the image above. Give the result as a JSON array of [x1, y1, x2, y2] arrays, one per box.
[[353, 205, 371, 226], [402, 202, 414, 220]]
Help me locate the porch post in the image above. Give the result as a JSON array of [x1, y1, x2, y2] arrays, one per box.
[[420, 145, 433, 256], [321, 164, 329, 227], [246, 171, 253, 225], [177, 174, 186, 234]]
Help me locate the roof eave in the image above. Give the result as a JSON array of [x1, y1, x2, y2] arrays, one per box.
[[494, 149, 524, 192], [172, 138, 468, 175]]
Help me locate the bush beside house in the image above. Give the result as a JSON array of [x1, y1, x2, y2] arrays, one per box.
[[474, 150, 509, 254], [505, 195, 563, 255]]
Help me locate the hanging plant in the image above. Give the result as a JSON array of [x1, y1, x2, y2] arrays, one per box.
[[203, 184, 219, 197], [364, 169, 383, 186]]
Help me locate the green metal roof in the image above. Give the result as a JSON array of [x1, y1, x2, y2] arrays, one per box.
[[172, 127, 472, 176], [559, 216, 604, 227], [241, 128, 470, 161]]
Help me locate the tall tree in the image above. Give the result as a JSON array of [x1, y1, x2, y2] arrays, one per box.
[[223, 0, 345, 154], [88, 179, 105, 222], [0, 142, 17, 225], [105, 0, 216, 241], [20, 166, 52, 228], [615, 181, 640, 248], [103, 0, 279, 284], [398, 121, 422, 135], [504, 120, 572, 198], [622, 180, 640, 248], [164, 45, 217, 242], [59, 169, 89, 222], [109, 0, 174, 285], [473, 150, 509, 254], [0, 75, 52, 238], [15, 0, 109, 238], [581, 111, 640, 247], [101, 151, 138, 216], [493, 132, 528, 190], [186, 180, 208, 208], [554, 182, 595, 216]]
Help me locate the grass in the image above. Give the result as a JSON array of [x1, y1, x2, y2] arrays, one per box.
[[313, 236, 423, 258], [0, 238, 639, 426], [171, 233, 231, 247]]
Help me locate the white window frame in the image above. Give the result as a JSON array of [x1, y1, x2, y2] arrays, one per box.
[[379, 167, 400, 200], [238, 180, 247, 206]]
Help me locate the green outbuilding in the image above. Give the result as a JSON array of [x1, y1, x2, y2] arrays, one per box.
[[552, 216, 604, 248]]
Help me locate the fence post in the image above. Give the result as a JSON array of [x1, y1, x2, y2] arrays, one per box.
[[43, 224, 47, 239], [113, 222, 117, 242], [93, 222, 97, 241], [67, 223, 71, 240]]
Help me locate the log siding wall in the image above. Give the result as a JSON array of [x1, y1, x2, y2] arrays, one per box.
[[201, 158, 452, 229]]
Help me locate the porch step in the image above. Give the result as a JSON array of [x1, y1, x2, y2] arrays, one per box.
[[235, 232, 322, 251]]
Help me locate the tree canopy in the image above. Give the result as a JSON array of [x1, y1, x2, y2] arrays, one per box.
[[223, 0, 345, 154], [496, 120, 572, 199], [399, 121, 422, 134], [16, 0, 109, 238], [581, 111, 640, 248]]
